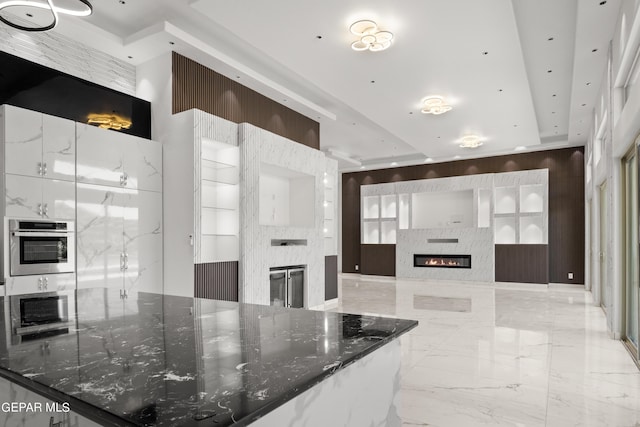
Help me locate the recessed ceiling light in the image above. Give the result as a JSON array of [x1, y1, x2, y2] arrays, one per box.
[[577, 133, 582, 136], [547, 69, 553, 73], [548, 37, 554, 41], [586, 82, 591, 86], [391, 161, 398, 166], [424, 157, 433, 163], [513, 124, 518, 127], [592, 48, 598, 52], [127, 55, 133, 59], [454, 155, 461, 159], [459, 134, 484, 148], [498, 89, 503, 92], [552, 111, 556, 114], [350, 20, 393, 52], [599, 1, 606, 5], [371, 80, 375, 83], [169, 41, 175, 45], [409, 112, 413, 115], [25, 13, 33, 17], [360, 165, 365, 170], [552, 94, 557, 97], [581, 103, 587, 106], [515, 146, 526, 151], [421, 95, 453, 115], [316, 35, 322, 39], [482, 51, 488, 55]]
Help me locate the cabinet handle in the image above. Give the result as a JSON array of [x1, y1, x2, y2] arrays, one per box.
[[43, 204, 49, 216], [119, 288, 123, 299], [37, 162, 43, 176], [43, 162, 47, 176], [43, 276, 48, 290], [120, 253, 125, 271], [124, 289, 128, 299], [124, 253, 129, 270], [123, 172, 128, 186], [38, 203, 43, 216], [38, 277, 43, 291]]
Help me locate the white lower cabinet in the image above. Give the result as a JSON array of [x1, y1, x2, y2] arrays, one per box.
[[0, 376, 101, 427], [5, 174, 75, 220], [4, 273, 75, 296], [76, 183, 162, 294]]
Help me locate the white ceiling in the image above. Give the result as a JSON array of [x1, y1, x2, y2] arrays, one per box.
[[15, 0, 622, 170]]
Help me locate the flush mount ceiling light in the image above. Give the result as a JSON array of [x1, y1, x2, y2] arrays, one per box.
[[421, 96, 453, 115], [0, 0, 92, 32], [87, 114, 132, 131], [350, 19, 393, 52], [459, 134, 484, 148]]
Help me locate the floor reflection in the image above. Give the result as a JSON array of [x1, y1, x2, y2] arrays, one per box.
[[333, 276, 640, 427]]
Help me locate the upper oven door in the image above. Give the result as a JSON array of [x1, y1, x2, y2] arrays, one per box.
[[9, 221, 75, 276]]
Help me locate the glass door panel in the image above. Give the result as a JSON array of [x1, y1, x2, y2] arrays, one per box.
[[269, 271, 286, 307]]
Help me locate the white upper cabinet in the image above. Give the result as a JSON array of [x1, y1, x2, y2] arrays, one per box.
[[5, 174, 75, 220], [3, 105, 75, 181], [76, 123, 162, 192]]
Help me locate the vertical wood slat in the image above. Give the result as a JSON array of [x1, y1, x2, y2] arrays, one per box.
[[172, 52, 320, 150], [194, 261, 239, 302]]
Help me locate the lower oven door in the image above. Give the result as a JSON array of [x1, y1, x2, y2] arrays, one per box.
[[11, 293, 71, 337], [10, 231, 75, 276]]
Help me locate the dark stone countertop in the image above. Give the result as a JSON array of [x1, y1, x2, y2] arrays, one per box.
[[0, 289, 417, 426]]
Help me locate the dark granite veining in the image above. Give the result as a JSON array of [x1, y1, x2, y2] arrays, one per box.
[[0, 289, 417, 426]]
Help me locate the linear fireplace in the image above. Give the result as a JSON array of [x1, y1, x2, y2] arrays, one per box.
[[414, 254, 472, 269]]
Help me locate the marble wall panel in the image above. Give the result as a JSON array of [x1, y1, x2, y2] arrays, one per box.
[[239, 123, 325, 307]]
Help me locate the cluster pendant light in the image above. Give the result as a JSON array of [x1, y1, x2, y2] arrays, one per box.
[[459, 135, 483, 149], [421, 96, 452, 115], [0, 0, 92, 32], [350, 20, 393, 52]]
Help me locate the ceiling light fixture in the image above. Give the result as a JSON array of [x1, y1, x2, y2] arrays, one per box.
[[349, 20, 393, 52], [421, 96, 453, 115], [87, 114, 132, 131], [459, 134, 484, 148], [0, 0, 92, 32]]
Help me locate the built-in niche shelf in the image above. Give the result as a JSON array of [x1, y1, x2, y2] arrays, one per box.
[[199, 139, 239, 263], [492, 178, 547, 244], [361, 194, 397, 244]]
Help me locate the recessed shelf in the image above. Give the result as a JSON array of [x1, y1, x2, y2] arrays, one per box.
[[495, 186, 516, 214]]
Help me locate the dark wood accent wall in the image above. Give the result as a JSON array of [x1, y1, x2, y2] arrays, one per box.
[[342, 147, 585, 284], [495, 244, 549, 284], [194, 261, 239, 301], [361, 245, 396, 276], [325, 255, 338, 300], [172, 52, 319, 149]]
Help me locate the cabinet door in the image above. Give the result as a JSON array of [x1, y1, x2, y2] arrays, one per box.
[[42, 179, 75, 220], [76, 123, 124, 187], [42, 114, 75, 181], [3, 105, 43, 178], [43, 273, 76, 292], [124, 189, 163, 294], [76, 183, 125, 290], [4, 275, 46, 295], [5, 174, 43, 219], [126, 136, 162, 192]]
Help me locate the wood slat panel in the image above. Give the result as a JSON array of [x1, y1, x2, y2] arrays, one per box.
[[361, 245, 396, 276], [342, 148, 585, 284], [194, 261, 239, 301], [325, 255, 338, 300], [495, 244, 549, 284], [172, 52, 319, 149]]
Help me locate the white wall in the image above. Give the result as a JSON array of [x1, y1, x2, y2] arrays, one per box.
[[411, 190, 474, 229]]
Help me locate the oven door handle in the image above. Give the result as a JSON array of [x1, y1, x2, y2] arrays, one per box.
[[11, 231, 72, 237]]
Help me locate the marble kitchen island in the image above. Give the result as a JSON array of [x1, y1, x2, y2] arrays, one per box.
[[0, 289, 417, 426]]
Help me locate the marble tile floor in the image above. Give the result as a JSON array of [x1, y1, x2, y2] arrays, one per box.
[[332, 275, 640, 427]]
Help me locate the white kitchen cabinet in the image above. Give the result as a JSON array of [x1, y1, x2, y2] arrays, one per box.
[[4, 273, 76, 296], [76, 123, 162, 192], [5, 174, 75, 220], [76, 183, 162, 294], [2, 105, 75, 181]]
